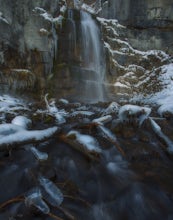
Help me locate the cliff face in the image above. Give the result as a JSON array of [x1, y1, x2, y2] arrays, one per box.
[[102, 0, 173, 26], [0, 0, 172, 102], [100, 0, 173, 53], [0, 0, 60, 91]]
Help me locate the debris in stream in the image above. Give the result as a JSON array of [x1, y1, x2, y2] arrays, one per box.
[[44, 93, 66, 124]]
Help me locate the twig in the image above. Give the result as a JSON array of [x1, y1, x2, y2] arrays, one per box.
[[64, 195, 91, 207], [113, 142, 126, 157], [48, 212, 64, 220], [56, 206, 76, 220], [0, 195, 65, 220], [0, 196, 24, 209]]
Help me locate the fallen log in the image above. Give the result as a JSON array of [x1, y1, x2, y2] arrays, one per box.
[[0, 126, 59, 151]]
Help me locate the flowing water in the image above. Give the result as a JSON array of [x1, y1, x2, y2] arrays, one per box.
[[68, 9, 77, 55], [0, 98, 173, 220], [79, 11, 107, 103]]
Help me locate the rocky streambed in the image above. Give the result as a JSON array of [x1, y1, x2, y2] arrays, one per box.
[[0, 94, 173, 220]]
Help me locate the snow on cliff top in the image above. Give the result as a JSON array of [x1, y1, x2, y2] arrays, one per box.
[[131, 63, 173, 114], [147, 63, 173, 105]]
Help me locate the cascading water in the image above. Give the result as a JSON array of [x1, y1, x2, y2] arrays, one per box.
[[68, 9, 77, 55], [80, 11, 107, 103]]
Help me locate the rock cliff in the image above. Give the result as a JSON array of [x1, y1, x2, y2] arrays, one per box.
[[100, 0, 173, 53], [0, 0, 172, 103], [0, 0, 60, 92]]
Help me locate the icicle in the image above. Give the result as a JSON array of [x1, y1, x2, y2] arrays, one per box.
[[25, 188, 50, 214], [30, 147, 48, 161], [71, 110, 94, 117], [149, 118, 173, 153], [98, 125, 117, 143], [59, 98, 69, 104], [92, 115, 112, 125], [39, 176, 64, 207]]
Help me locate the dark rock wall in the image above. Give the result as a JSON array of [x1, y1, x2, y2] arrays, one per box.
[[0, 0, 173, 98], [101, 0, 173, 26], [0, 0, 59, 92]]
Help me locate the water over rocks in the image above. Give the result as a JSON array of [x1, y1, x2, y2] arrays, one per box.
[[0, 95, 173, 219]]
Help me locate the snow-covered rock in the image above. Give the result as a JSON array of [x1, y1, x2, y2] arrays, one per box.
[[102, 102, 120, 116], [158, 103, 173, 118], [118, 105, 151, 126], [11, 116, 32, 129], [0, 126, 58, 148]]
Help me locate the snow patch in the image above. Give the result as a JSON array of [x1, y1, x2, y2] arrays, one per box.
[[114, 82, 130, 88]]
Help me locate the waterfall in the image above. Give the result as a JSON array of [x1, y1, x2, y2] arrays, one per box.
[[80, 11, 106, 103], [68, 9, 77, 55], [52, 23, 58, 60]]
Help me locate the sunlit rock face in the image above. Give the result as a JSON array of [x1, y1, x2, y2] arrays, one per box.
[[100, 0, 173, 54]]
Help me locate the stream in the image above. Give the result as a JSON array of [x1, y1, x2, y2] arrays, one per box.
[[0, 96, 173, 220]]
